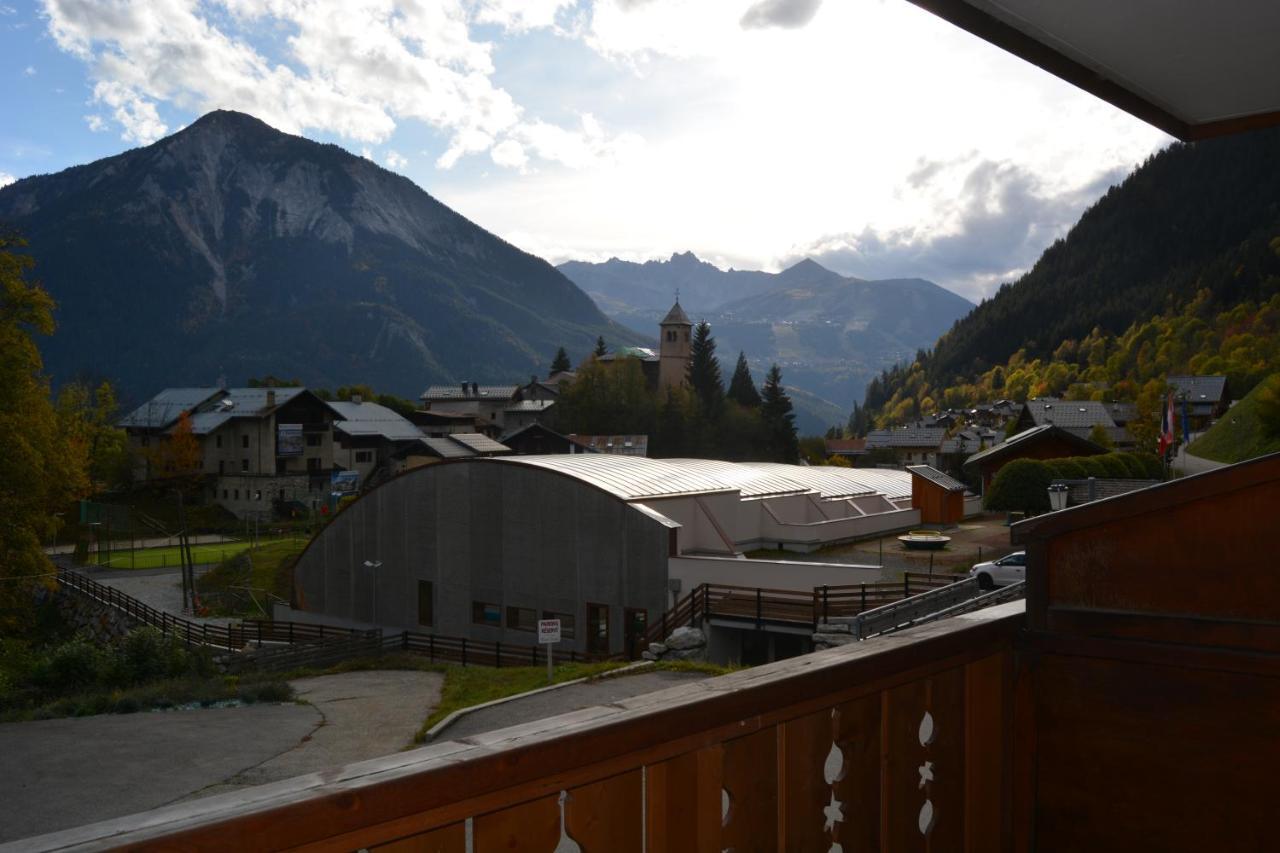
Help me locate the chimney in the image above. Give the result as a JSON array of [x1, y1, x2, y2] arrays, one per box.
[[460, 381, 469, 397], [471, 382, 479, 397], [266, 389, 276, 408]]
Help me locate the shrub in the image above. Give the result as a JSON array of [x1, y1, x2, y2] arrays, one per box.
[[985, 458, 1053, 514], [1077, 456, 1112, 478], [1045, 457, 1089, 480], [237, 681, 294, 704], [42, 639, 106, 693], [1124, 451, 1165, 479], [1111, 453, 1147, 479], [1095, 454, 1132, 478]]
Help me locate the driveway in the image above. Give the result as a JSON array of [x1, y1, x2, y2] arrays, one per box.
[[0, 670, 442, 845]]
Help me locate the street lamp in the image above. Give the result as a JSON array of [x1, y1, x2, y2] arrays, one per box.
[[1047, 483, 1069, 512]]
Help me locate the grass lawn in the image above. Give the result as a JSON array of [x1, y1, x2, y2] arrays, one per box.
[[96, 536, 306, 570], [1188, 377, 1280, 464], [193, 537, 311, 616]]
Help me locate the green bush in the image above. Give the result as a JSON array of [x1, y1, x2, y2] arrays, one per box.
[[1077, 456, 1112, 478], [1095, 454, 1132, 478], [42, 639, 106, 693], [1123, 451, 1165, 479], [985, 458, 1053, 514], [1111, 453, 1147, 479], [1045, 457, 1089, 480]]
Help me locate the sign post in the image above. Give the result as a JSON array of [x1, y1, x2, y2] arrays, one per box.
[[538, 618, 561, 683]]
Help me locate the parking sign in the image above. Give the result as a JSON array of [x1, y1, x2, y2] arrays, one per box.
[[538, 619, 561, 644]]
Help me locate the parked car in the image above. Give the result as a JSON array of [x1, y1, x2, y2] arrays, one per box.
[[970, 551, 1026, 589]]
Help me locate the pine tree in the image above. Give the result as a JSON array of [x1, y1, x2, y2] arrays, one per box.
[[687, 321, 724, 413], [727, 351, 761, 407], [594, 336, 608, 358], [550, 346, 571, 373], [760, 364, 799, 463]]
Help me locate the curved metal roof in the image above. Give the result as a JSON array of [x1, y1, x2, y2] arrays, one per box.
[[663, 459, 813, 499], [498, 455, 737, 501], [741, 463, 913, 501]]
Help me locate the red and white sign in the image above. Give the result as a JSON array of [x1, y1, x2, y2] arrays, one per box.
[[538, 619, 562, 644]]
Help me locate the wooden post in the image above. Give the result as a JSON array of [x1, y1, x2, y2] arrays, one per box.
[[461, 638, 467, 667]]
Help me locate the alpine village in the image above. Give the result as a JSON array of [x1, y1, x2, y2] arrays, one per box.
[[1, 2, 1279, 851]]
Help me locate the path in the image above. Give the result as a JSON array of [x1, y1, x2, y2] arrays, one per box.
[[1174, 444, 1226, 476], [81, 563, 231, 625], [437, 670, 712, 742], [0, 670, 442, 845]]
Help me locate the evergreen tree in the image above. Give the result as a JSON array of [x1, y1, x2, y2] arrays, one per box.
[[550, 346, 571, 373], [727, 351, 761, 407], [760, 364, 799, 463], [594, 336, 608, 358], [687, 321, 724, 413]]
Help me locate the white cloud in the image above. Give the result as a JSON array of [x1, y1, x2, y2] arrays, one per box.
[[0, 171, 15, 188], [740, 0, 822, 30], [22, 64, 34, 75], [84, 113, 107, 132], [384, 149, 408, 170], [41, 0, 635, 169], [490, 138, 528, 171]]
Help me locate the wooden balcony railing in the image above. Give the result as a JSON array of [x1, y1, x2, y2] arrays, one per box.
[[24, 600, 1025, 851]]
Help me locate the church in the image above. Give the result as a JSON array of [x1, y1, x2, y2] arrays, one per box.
[[595, 298, 693, 391]]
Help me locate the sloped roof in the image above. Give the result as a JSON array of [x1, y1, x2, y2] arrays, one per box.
[[422, 385, 518, 401], [660, 301, 692, 325], [422, 437, 474, 458], [328, 401, 424, 442], [964, 424, 1106, 468], [118, 388, 223, 429], [740, 463, 912, 501], [865, 427, 948, 449], [1167, 375, 1228, 403], [449, 433, 511, 455], [504, 400, 556, 414], [186, 387, 309, 434], [1023, 398, 1117, 430], [907, 465, 967, 493]]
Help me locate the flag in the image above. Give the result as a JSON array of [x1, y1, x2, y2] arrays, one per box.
[[1158, 392, 1175, 456], [1181, 397, 1191, 444]]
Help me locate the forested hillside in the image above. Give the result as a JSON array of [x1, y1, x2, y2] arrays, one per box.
[[865, 127, 1280, 423]]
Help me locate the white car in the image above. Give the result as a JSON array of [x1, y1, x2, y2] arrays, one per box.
[[970, 551, 1026, 589]]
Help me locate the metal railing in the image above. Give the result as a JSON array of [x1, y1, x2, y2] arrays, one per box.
[[829, 578, 1026, 640]]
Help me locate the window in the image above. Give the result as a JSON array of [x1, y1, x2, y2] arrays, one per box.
[[417, 581, 433, 627], [306, 434, 322, 447], [218, 461, 225, 474], [306, 457, 321, 472], [586, 603, 609, 654], [355, 451, 373, 464], [506, 606, 538, 632], [233, 489, 239, 500], [241, 459, 249, 472], [215, 435, 222, 448], [542, 611, 576, 639], [472, 601, 501, 627], [241, 435, 249, 448], [666, 330, 676, 342]]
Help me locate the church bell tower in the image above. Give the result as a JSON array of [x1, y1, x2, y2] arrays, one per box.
[[658, 299, 693, 392]]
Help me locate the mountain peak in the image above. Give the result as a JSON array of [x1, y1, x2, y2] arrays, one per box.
[[776, 257, 846, 284], [668, 250, 703, 265]]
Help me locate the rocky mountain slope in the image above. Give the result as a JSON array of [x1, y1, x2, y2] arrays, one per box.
[[0, 111, 639, 402]]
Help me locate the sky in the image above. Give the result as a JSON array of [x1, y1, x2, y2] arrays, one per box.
[[0, 0, 1172, 303]]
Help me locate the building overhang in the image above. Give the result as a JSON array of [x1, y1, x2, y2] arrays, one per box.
[[908, 0, 1280, 140]]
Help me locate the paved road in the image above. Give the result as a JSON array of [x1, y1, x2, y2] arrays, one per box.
[[82, 564, 232, 625], [0, 670, 442, 845], [437, 670, 712, 742], [1174, 446, 1226, 476]]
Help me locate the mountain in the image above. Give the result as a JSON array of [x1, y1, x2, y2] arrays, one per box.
[[0, 110, 641, 403], [558, 253, 973, 433], [870, 126, 1280, 415]]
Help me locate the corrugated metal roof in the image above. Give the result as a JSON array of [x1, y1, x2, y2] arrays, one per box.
[[740, 463, 911, 501], [328, 401, 424, 442], [864, 427, 948, 449], [663, 459, 813, 498], [1023, 398, 1117, 430], [118, 388, 222, 429], [1167, 375, 1228, 402], [449, 433, 511, 454], [500, 455, 738, 501], [422, 437, 474, 458], [422, 385, 518, 401], [907, 465, 967, 493]]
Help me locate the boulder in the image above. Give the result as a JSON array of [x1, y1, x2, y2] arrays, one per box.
[[648, 642, 668, 656], [665, 646, 707, 662], [665, 626, 706, 651], [641, 650, 658, 661]]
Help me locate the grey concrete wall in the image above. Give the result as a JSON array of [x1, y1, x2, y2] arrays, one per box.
[[292, 460, 670, 655]]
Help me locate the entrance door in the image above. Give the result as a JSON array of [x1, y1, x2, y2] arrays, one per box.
[[586, 604, 610, 655], [624, 608, 648, 659]]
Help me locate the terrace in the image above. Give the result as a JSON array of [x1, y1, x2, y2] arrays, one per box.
[[22, 453, 1280, 850]]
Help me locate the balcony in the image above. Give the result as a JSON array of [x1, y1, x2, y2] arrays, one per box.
[[22, 454, 1280, 851]]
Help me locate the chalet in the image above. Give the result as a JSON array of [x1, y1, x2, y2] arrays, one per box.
[[1168, 374, 1230, 427], [499, 422, 577, 455], [569, 434, 649, 456], [1015, 397, 1131, 447], [327, 399, 429, 485], [823, 437, 866, 460], [863, 426, 948, 466], [419, 383, 519, 429], [964, 423, 1107, 492]]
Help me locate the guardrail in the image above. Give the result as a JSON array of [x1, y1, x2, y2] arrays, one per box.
[[828, 577, 1025, 640], [57, 568, 605, 672]]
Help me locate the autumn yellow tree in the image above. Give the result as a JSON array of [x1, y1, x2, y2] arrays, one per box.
[[0, 233, 91, 630]]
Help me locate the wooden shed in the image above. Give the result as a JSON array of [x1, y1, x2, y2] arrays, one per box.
[[907, 464, 967, 525]]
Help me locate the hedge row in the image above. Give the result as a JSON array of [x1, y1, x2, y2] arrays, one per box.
[[984, 452, 1164, 514]]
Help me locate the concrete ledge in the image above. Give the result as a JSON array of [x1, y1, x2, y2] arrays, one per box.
[[422, 661, 654, 742]]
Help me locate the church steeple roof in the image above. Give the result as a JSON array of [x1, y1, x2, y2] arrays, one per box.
[[660, 300, 692, 326]]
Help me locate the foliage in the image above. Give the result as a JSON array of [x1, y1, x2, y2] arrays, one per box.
[[825, 454, 853, 468], [761, 364, 800, 463], [727, 351, 761, 407], [57, 381, 131, 491], [196, 537, 308, 616], [314, 384, 418, 418], [0, 232, 92, 631], [862, 128, 1280, 435], [984, 458, 1053, 514], [594, 335, 608, 357], [1187, 373, 1280, 463], [1088, 422, 1114, 449], [550, 346, 571, 374]]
